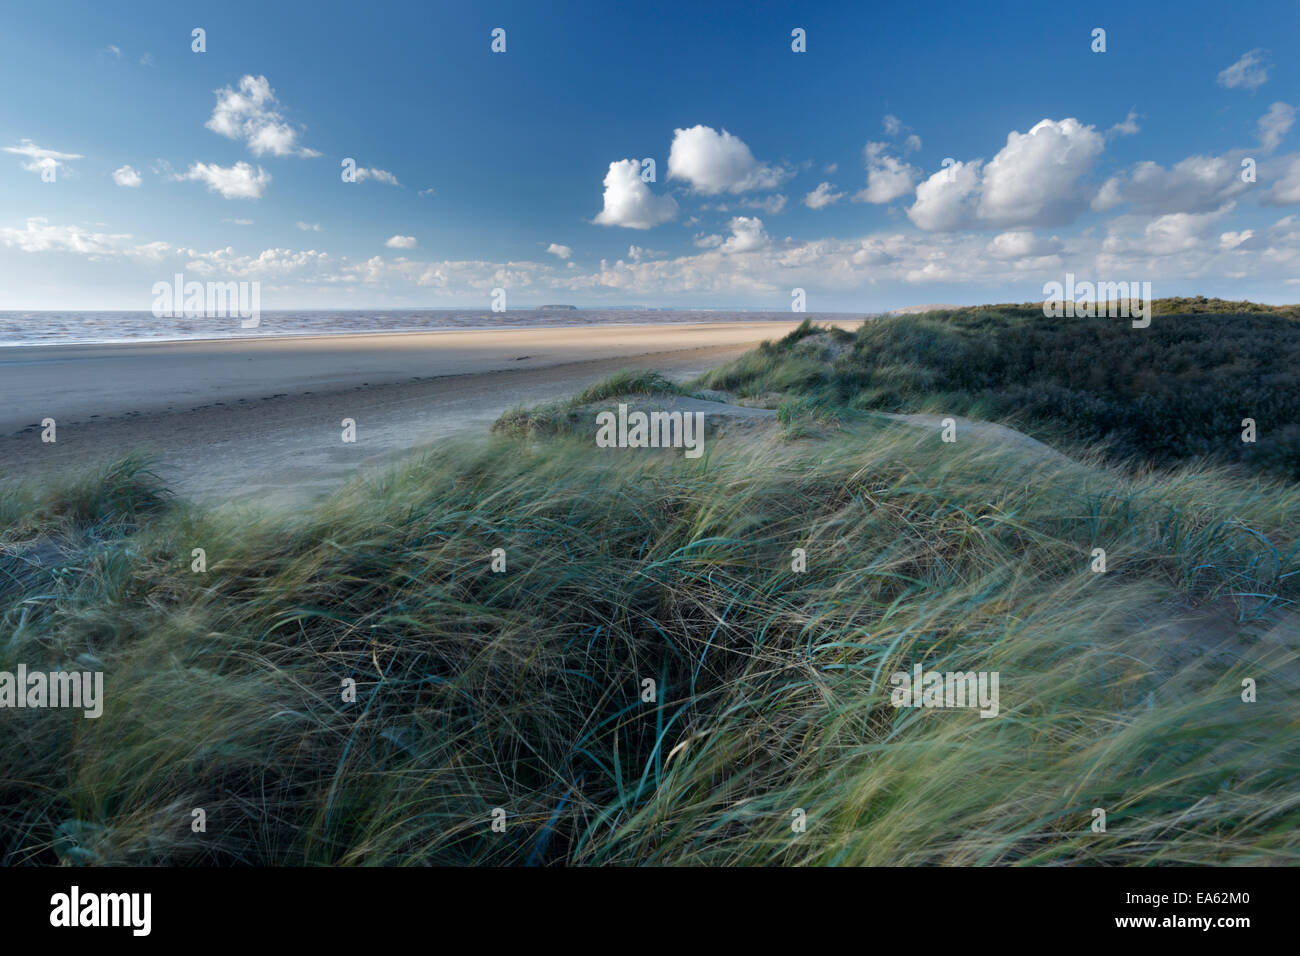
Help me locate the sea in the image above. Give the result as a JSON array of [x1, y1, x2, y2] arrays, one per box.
[[0, 309, 867, 348]]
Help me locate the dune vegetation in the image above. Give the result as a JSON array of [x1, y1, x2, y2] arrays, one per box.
[[699, 305, 1300, 477], [1, 307, 1297, 866]]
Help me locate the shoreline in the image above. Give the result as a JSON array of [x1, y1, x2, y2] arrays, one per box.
[[0, 320, 864, 433], [0, 319, 862, 504], [0, 313, 872, 352]]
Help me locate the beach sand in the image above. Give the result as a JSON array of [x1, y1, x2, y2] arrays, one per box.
[[0, 320, 861, 505]]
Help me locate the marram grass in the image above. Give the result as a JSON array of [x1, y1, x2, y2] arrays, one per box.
[[0, 414, 1296, 865]]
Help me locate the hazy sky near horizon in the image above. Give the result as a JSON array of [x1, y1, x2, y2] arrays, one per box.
[[2, 0, 1299, 311]]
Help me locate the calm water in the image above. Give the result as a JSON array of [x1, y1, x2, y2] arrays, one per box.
[[0, 309, 866, 347]]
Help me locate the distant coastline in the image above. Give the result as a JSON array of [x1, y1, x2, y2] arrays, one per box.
[[0, 308, 875, 348]]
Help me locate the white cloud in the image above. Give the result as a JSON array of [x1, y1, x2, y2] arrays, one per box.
[[855, 142, 920, 205], [1219, 229, 1255, 250], [717, 216, 769, 253], [804, 182, 843, 209], [3, 139, 84, 177], [355, 167, 400, 185], [593, 159, 678, 229], [296, 221, 322, 232], [985, 230, 1063, 260], [223, 218, 254, 225], [743, 193, 787, 214], [976, 118, 1104, 226], [1109, 109, 1140, 137], [180, 246, 334, 279], [1093, 153, 1249, 214], [112, 165, 142, 187], [106, 45, 121, 57], [1217, 50, 1269, 90], [1102, 205, 1234, 258], [1258, 102, 1295, 152], [385, 235, 418, 249], [692, 218, 770, 254], [546, 242, 572, 259], [206, 75, 320, 158], [667, 125, 788, 194], [907, 161, 981, 230], [19, 202, 1300, 306], [0, 217, 168, 259], [905, 118, 1104, 231], [176, 161, 271, 199], [881, 115, 921, 152], [418, 187, 436, 197], [1264, 156, 1300, 205]]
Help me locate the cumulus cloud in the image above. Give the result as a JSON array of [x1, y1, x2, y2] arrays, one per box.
[[546, 242, 572, 259], [0, 217, 168, 259], [1217, 50, 1269, 90], [3, 139, 84, 177], [627, 245, 662, 262], [905, 118, 1104, 230], [17, 204, 1300, 306], [855, 142, 920, 205], [175, 161, 271, 199], [1263, 156, 1300, 205], [906, 161, 981, 230], [695, 217, 770, 254], [804, 182, 844, 209], [742, 193, 787, 214], [976, 118, 1104, 226], [1092, 153, 1250, 215], [1258, 102, 1295, 152], [385, 235, 418, 249], [418, 187, 436, 197], [719, 216, 769, 252], [296, 222, 322, 232], [112, 164, 142, 187], [1219, 229, 1255, 250], [206, 75, 320, 157], [355, 166, 400, 185], [593, 159, 678, 229], [985, 230, 1064, 260], [1106, 205, 1235, 257], [667, 125, 788, 194]]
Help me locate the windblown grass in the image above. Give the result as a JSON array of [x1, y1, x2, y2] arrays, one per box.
[[1, 415, 1296, 865], [492, 369, 690, 439]]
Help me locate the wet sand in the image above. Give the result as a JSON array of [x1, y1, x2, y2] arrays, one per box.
[[0, 320, 862, 505]]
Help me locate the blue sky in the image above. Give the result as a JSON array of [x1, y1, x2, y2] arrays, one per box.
[[2, 0, 1299, 310]]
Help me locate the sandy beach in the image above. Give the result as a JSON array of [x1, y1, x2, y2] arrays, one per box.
[[0, 319, 862, 504]]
